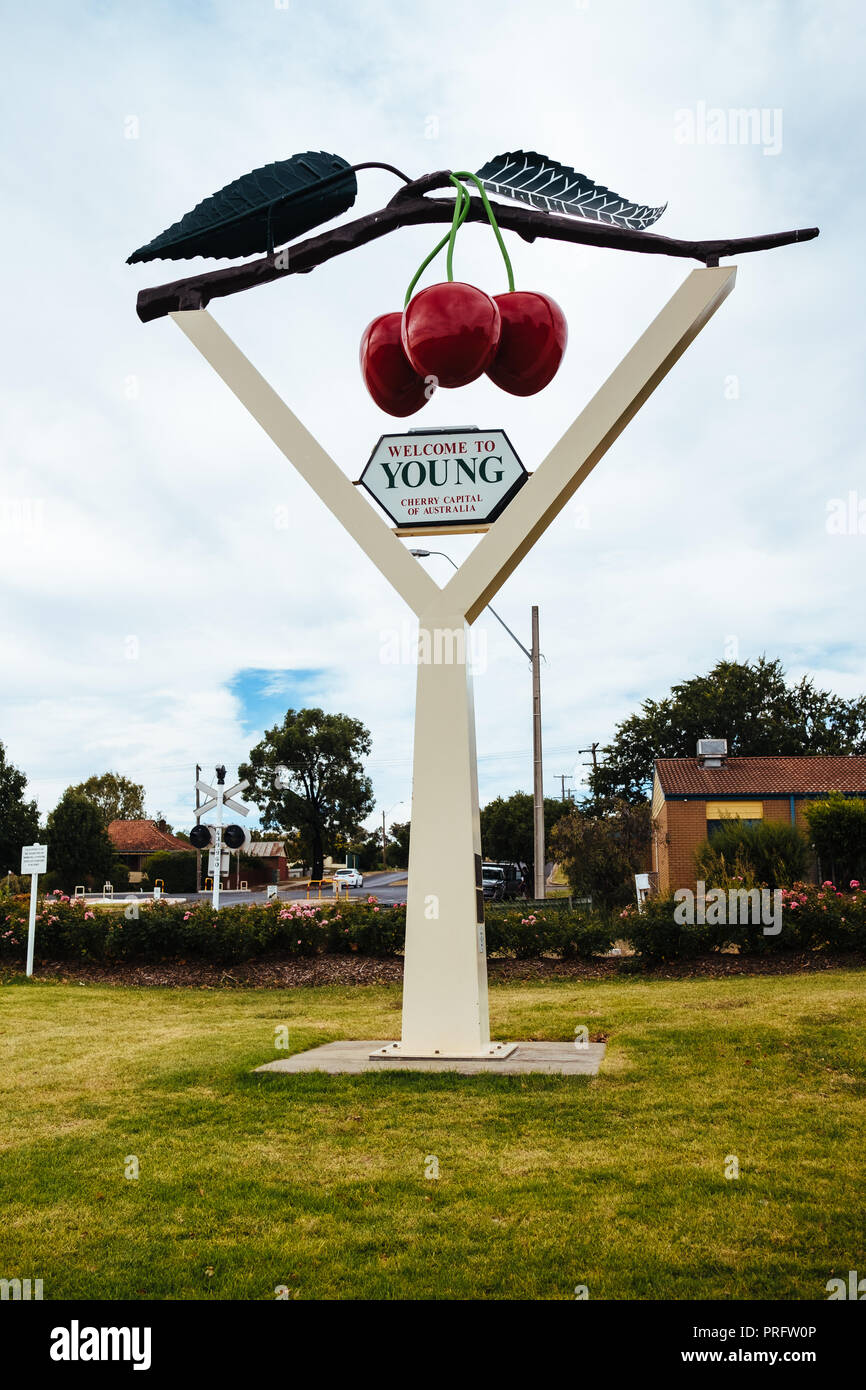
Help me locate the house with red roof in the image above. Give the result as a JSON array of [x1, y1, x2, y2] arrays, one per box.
[[108, 819, 195, 882], [651, 743, 866, 892]]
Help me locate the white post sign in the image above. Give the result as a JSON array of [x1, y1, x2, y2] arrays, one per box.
[[21, 843, 48, 978]]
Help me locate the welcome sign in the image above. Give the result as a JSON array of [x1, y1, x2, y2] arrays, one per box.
[[359, 427, 528, 532]]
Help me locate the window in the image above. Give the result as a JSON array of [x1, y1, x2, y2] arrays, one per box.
[[705, 800, 763, 838]]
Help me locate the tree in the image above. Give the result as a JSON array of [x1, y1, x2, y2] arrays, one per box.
[[0, 742, 40, 875], [592, 657, 866, 803], [805, 793, 866, 886], [46, 789, 116, 890], [69, 772, 145, 826], [480, 791, 574, 883], [388, 821, 411, 868], [239, 708, 375, 881], [551, 799, 651, 912]]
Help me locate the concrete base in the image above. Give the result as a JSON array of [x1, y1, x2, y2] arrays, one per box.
[[254, 1040, 606, 1076], [368, 1041, 517, 1061]]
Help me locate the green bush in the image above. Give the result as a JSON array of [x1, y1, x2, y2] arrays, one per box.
[[144, 851, 197, 893], [485, 907, 613, 959], [0, 894, 616, 965], [618, 894, 730, 961], [695, 820, 808, 888], [5, 886, 863, 968], [110, 860, 131, 889], [805, 793, 866, 887], [618, 881, 866, 960]]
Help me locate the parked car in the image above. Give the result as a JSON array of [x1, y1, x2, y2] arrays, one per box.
[[481, 865, 506, 901], [491, 862, 527, 899], [333, 867, 364, 888]]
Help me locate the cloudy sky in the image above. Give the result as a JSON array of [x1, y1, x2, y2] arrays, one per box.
[[1, 0, 863, 834]]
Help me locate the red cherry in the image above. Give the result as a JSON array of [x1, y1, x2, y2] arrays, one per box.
[[485, 291, 568, 396], [360, 312, 429, 417], [402, 282, 501, 389]]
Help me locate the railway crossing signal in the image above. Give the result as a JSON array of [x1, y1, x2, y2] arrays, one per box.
[[191, 766, 250, 908]]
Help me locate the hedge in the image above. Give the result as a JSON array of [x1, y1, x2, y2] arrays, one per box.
[[618, 881, 866, 961], [3, 883, 865, 967], [0, 894, 611, 965]]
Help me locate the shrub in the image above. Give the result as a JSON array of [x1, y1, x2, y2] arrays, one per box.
[[485, 907, 613, 959], [6, 889, 860, 969], [619, 893, 730, 961], [618, 881, 866, 959], [144, 851, 197, 893], [0, 896, 616, 965], [695, 820, 808, 889], [110, 860, 131, 889], [805, 793, 866, 887]]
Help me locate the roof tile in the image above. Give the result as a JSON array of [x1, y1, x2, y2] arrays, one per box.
[[108, 819, 195, 854], [655, 755, 866, 797]]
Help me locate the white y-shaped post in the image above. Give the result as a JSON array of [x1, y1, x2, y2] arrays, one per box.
[[172, 264, 735, 1058]]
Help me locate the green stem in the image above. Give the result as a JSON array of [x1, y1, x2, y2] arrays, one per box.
[[403, 178, 470, 307], [446, 175, 468, 282], [453, 169, 516, 292], [402, 168, 515, 305]]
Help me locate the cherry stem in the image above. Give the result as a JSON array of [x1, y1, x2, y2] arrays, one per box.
[[446, 176, 469, 281], [453, 170, 516, 292], [403, 177, 470, 306], [401, 168, 515, 306]]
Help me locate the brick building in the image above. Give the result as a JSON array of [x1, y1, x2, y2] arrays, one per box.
[[108, 819, 195, 883], [651, 745, 866, 893]]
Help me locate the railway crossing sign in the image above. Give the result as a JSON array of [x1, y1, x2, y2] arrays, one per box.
[[191, 766, 250, 909]]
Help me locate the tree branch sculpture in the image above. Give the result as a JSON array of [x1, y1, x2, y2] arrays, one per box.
[[135, 169, 818, 323]]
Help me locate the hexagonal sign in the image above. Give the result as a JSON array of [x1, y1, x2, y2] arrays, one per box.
[[359, 427, 528, 532]]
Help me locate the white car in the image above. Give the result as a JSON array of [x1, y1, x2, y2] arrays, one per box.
[[333, 867, 364, 888]]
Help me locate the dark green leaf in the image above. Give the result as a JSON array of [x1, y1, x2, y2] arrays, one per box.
[[127, 151, 357, 264]]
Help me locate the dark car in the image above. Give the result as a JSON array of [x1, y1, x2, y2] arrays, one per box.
[[481, 865, 507, 901], [491, 862, 527, 899]]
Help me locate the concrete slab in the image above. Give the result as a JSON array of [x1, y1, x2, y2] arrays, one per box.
[[254, 1040, 606, 1076]]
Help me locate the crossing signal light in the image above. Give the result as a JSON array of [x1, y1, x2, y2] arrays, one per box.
[[189, 824, 212, 849], [223, 824, 250, 851]]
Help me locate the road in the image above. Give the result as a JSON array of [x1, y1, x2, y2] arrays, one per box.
[[90, 870, 410, 908]]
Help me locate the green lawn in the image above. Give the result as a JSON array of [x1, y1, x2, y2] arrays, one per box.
[[1, 970, 864, 1300]]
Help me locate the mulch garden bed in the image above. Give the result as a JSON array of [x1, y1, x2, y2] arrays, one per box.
[[4, 951, 865, 989]]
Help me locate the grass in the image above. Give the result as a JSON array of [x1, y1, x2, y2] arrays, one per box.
[[1, 970, 864, 1300]]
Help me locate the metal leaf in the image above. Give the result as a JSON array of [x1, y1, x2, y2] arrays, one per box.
[[476, 151, 666, 231], [127, 151, 357, 264]]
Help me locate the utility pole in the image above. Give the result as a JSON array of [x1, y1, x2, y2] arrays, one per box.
[[195, 763, 202, 893], [579, 742, 600, 774], [532, 606, 545, 901], [382, 810, 387, 870], [556, 773, 572, 802]]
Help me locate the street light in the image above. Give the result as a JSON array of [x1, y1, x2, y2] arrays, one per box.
[[410, 548, 546, 900], [409, 549, 534, 663]]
